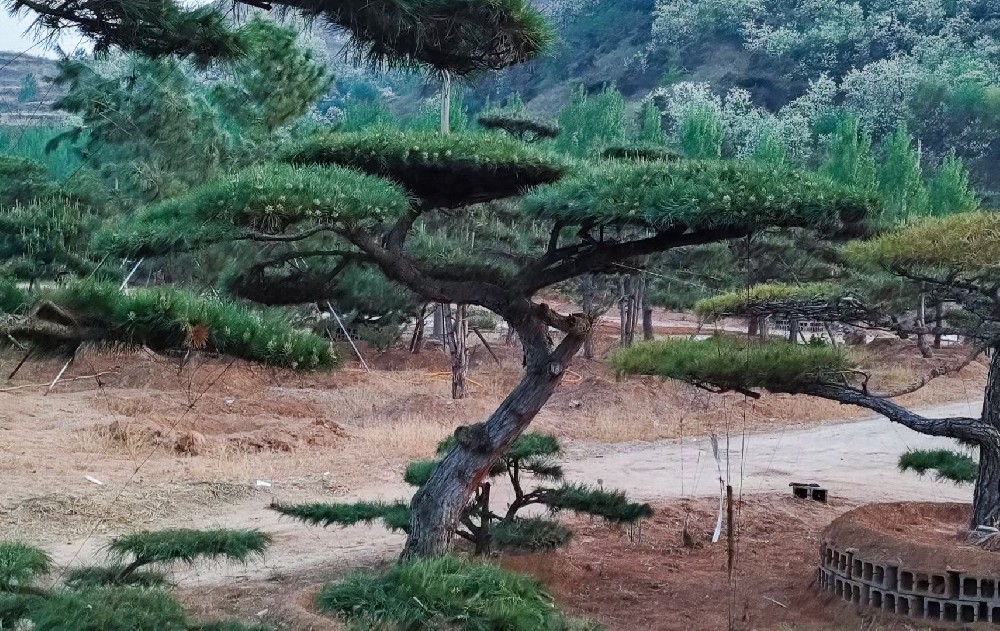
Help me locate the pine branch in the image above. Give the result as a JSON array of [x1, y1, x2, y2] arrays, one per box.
[[800, 383, 995, 444]]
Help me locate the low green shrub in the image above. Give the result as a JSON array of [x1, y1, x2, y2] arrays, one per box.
[[318, 555, 600, 630]]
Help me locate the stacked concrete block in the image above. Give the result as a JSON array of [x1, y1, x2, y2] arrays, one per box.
[[819, 544, 1000, 624]]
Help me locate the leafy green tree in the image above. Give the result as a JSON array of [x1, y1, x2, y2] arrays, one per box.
[[678, 103, 724, 159], [823, 114, 877, 194], [17, 73, 38, 102], [635, 99, 667, 145], [928, 151, 978, 215], [556, 85, 628, 157], [877, 124, 929, 223], [274, 432, 651, 555], [615, 211, 1000, 529]]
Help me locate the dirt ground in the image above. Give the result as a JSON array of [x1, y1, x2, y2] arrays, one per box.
[[0, 326, 989, 630]]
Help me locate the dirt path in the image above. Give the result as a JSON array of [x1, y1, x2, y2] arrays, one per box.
[[562, 399, 981, 505], [39, 399, 980, 591]]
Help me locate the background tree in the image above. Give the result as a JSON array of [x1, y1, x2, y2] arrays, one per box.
[[17, 72, 38, 102], [613, 211, 1000, 529]]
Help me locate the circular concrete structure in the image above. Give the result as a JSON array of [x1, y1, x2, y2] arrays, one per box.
[[820, 503, 1000, 625]]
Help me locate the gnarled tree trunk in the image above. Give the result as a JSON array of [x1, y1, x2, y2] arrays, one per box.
[[974, 349, 1000, 527], [402, 322, 586, 559]]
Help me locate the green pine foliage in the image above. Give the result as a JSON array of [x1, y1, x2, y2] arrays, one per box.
[[0, 278, 27, 313], [542, 484, 653, 524], [845, 211, 1000, 275], [29, 587, 189, 631], [0, 154, 57, 206], [899, 449, 978, 484], [928, 152, 978, 215], [6, 0, 244, 65], [611, 336, 855, 394], [0, 542, 51, 590], [276, 431, 649, 554], [877, 125, 930, 224], [317, 555, 599, 630], [0, 197, 101, 280], [491, 518, 573, 552], [196, 622, 275, 631], [524, 160, 874, 234], [0, 127, 83, 181], [403, 460, 437, 486], [601, 146, 680, 161], [50, 56, 233, 201], [285, 128, 566, 208], [0, 591, 40, 627], [272, 501, 412, 532], [65, 566, 168, 589], [694, 282, 840, 319], [108, 529, 270, 567], [477, 114, 560, 142], [99, 163, 410, 258], [0, 529, 275, 629], [212, 17, 332, 137], [4, 281, 336, 368], [286, 0, 554, 75]]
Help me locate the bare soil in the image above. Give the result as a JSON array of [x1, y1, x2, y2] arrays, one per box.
[[0, 330, 988, 630]]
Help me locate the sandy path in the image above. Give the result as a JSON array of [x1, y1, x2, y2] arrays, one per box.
[[562, 399, 981, 505], [42, 400, 982, 586]]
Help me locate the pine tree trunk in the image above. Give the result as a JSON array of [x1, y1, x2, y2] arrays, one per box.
[[433, 305, 445, 341], [581, 276, 596, 359], [788, 317, 798, 343], [450, 305, 469, 399], [748, 317, 759, 337], [618, 276, 628, 346], [642, 281, 654, 341], [402, 329, 586, 559], [974, 350, 1000, 528], [934, 301, 944, 349]]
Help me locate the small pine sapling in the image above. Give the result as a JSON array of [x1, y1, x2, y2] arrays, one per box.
[[66, 528, 271, 588], [274, 433, 651, 554]]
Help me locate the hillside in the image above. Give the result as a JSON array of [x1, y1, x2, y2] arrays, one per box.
[[0, 51, 63, 124]]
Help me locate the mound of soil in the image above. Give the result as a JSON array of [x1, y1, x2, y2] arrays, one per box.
[[823, 502, 1000, 575]]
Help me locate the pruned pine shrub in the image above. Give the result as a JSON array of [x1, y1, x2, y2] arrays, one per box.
[[284, 128, 566, 208], [109, 528, 270, 566], [318, 555, 601, 631], [524, 160, 873, 235], [4, 281, 336, 369], [273, 501, 411, 532], [276, 433, 651, 555], [0, 530, 275, 630]]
